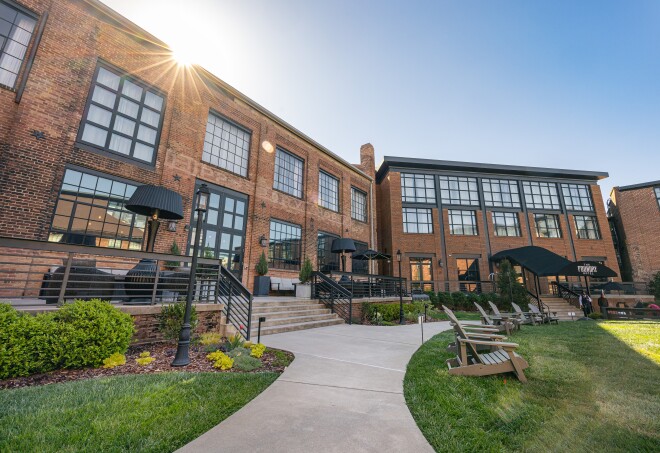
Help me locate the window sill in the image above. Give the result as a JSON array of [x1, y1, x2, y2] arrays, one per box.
[[74, 142, 157, 171]]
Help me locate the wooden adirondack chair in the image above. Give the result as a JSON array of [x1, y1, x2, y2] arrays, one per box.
[[442, 306, 529, 383], [443, 305, 507, 353], [511, 302, 542, 325], [488, 301, 522, 330], [528, 303, 559, 324], [474, 302, 513, 335]]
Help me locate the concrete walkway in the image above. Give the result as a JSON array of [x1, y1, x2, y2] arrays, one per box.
[[179, 321, 451, 453]]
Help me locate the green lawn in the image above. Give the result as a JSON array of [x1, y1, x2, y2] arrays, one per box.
[[0, 372, 278, 452], [404, 321, 660, 453], [428, 310, 482, 322]]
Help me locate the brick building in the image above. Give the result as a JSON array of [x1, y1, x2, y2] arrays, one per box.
[[608, 181, 660, 283], [0, 0, 376, 292], [376, 157, 620, 293]]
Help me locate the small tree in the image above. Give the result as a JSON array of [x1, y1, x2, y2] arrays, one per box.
[[255, 251, 269, 276], [165, 240, 181, 268], [496, 259, 529, 308], [299, 257, 313, 284], [649, 271, 660, 301]]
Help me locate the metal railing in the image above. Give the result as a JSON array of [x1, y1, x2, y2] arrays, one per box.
[[405, 280, 498, 294], [550, 280, 650, 296], [218, 265, 252, 340], [603, 307, 660, 320], [551, 282, 581, 308], [324, 271, 405, 298], [0, 238, 253, 338], [312, 271, 353, 324]]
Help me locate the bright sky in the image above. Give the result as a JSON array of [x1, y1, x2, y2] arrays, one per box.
[[102, 0, 660, 206]]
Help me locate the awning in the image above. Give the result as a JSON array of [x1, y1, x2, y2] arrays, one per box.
[[490, 246, 572, 276], [558, 261, 618, 278]]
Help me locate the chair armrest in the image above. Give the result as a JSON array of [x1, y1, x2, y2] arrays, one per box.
[[467, 333, 508, 340], [463, 325, 500, 332], [458, 338, 519, 348]]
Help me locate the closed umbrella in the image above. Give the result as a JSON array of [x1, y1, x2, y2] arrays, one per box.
[[331, 238, 356, 272], [352, 249, 391, 275]]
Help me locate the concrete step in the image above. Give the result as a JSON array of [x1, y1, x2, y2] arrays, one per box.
[[251, 308, 331, 320], [251, 303, 328, 313], [255, 313, 339, 328], [252, 317, 344, 336], [251, 299, 321, 308]]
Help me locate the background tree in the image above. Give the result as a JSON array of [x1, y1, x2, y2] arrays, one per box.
[[649, 271, 660, 301], [496, 259, 529, 308], [255, 251, 268, 276]]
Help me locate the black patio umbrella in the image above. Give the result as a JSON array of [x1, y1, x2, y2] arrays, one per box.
[[126, 185, 184, 252], [331, 238, 356, 272], [558, 261, 618, 296], [595, 281, 625, 292], [352, 249, 391, 275]]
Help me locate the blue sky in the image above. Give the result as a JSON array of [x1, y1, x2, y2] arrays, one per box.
[[102, 0, 660, 205]]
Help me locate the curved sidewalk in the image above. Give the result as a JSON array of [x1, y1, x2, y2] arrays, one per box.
[[179, 321, 451, 453]]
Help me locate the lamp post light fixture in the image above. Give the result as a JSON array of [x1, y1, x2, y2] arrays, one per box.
[[172, 183, 210, 367], [397, 249, 404, 325]]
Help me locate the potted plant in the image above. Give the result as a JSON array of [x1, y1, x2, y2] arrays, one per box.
[[165, 240, 181, 270], [296, 257, 313, 299], [254, 251, 270, 296]]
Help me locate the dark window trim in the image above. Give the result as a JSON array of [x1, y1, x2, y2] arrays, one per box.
[[350, 186, 368, 223], [318, 169, 340, 212], [268, 217, 303, 270], [0, 0, 39, 92], [74, 60, 167, 167], [402, 207, 434, 234], [447, 209, 479, 236], [203, 108, 253, 179], [273, 146, 305, 200], [533, 213, 563, 239], [573, 214, 601, 240]]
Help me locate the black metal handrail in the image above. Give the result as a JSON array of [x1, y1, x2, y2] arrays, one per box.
[[551, 281, 580, 309], [217, 266, 252, 340], [312, 271, 353, 324], [325, 271, 404, 299]]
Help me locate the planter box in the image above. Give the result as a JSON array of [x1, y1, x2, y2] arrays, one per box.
[[254, 276, 270, 296], [295, 283, 311, 299]]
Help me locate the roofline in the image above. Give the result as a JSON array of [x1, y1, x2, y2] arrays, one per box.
[[615, 180, 660, 192], [376, 156, 609, 183], [83, 0, 371, 182]]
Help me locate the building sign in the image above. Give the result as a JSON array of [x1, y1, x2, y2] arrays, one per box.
[[577, 264, 598, 276]]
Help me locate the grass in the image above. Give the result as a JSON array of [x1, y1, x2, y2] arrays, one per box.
[[0, 372, 279, 452], [404, 321, 660, 452], [428, 310, 482, 321]]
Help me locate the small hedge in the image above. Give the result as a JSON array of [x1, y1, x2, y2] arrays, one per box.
[[0, 300, 134, 379], [363, 301, 429, 323]]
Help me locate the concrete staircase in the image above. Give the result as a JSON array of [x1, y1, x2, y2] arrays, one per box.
[[250, 297, 344, 337], [540, 296, 581, 321]]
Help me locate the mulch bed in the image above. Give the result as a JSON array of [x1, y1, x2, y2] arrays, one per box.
[[0, 343, 294, 390]]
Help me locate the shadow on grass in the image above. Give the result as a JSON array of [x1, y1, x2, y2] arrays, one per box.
[[403, 321, 660, 453]]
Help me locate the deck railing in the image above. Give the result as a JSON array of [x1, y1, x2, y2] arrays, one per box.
[[324, 271, 405, 299], [312, 271, 353, 324]]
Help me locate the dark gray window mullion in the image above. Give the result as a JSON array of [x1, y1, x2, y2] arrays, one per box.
[[434, 175, 449, 283], [518, 180, 533, 245], [477, 177, 493, 274], [558, 191, 577, 260], [105, 77, 122, 151]]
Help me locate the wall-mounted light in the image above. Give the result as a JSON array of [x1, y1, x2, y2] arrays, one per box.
[[438, 259, 443, 267], [167, 220, 177, 232], [396, 249, 402, 262], [259, 235, 268, 247]]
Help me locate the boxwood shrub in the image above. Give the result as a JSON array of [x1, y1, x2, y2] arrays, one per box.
[[0, 299, 134, 379]]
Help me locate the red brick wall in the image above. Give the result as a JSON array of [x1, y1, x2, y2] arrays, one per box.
[[610, 186, 660, 282]]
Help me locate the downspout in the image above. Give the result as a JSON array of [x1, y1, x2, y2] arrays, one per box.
[[370, 180, 375, 274]]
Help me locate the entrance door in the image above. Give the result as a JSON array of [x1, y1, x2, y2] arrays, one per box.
[[410, 258, 434, 292], [189, 182, 248, 280]]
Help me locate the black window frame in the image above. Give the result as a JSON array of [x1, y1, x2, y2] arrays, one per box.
[[410, 257, 434, 292], [351, 186, 367, 222], [75, 61, 167, 167], [492, 211, 522, 237], [448, 209, 478, 236], [402, 207, 433, 234], [574, 215, 601, 240], [438, 175, 480, 206], [561, 183, 594, 212], [269, 218, 302, 270], [534, 213, 562, 238], [202, 110, 251, 178], [352, 240, 369, 274], [401, 173, 436, 204], [0, 0, 37, 90], [457, 258, 481, 292], [273, 147, 304, 199], [317, 231, 340, 272], [522, 181, 561, 210], [655, 187, 660, 209], [318, 170, 340, 212], [482, 178, 521, 208]]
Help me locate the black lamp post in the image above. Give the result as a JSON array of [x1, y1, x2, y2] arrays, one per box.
[[397, 249, 404, 325], [172, 183, 210, 367]]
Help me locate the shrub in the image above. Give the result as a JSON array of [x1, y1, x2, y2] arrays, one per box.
[[451, 292, 467, 310], [226, 332, 245, 351], [425, 291, 438, 305], [199, 332, 222, 346], [158, 302, 198, 341], [496, 259, 529, 307], [206, 351, 233, 370], [136, 352, 155, 366], [649, 271, 660, 301], [255, 251, 268, 276], [0, 300, 134, 379], [103, 353, 126, 369], [250, 343, 266, 358], [363, 302, 426, 323], [299, 257, 313, 284], [165, 240, 181, 268], [233, 354, 262, 371], [226, 347, 251, 358], [434, 292, 452, 309], [588, 313, 602, 320]]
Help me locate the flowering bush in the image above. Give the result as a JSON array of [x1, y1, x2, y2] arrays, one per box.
[[207, 350, 233, 370], [199, 332, 223, 346], [135, 351, 155, 366], [250, 343, 266, 358], [103, 353, 126, 369], [227, 332, 245, 351]]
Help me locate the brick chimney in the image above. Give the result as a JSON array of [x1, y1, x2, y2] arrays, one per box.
[[359, 143, 376, 178]]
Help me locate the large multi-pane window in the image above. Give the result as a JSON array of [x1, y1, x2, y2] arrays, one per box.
[[401, 173, 436, 203], [0, 1, 36, 88], [317, 231, 339, 272], [269, 219, 302, 270], [410, 258, 433, 292], [448, 210, 478, 235], [189, 184, 247, 276], [274, 148, 304, 198], [561, 184, 594, 211], [402, 207, 433, 233], [319, 171, 339, 211], [77, 64, 165, 164], [353, 241, 369, 274], [439, 176, 479, 206], [492, 212, 521, 237], [48, 168, 145, 250], [351, 187, 367, 222], [482, 178, 521, 208], [574, 215, 601, 239], [522, 181, 561, 210], [534, 214, 562, 238], [457, 258, 480, 292], [655, 187, 660, 209], [202, 113, 250, 177]]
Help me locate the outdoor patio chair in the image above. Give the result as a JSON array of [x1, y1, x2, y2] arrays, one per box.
[[511, 302, 542, 325], [443, 305, 507, 354], [487, 301, 522, 330], [442, 306, 529, 383], [474, 302, 514, 335], [528, 303, 559, 324]]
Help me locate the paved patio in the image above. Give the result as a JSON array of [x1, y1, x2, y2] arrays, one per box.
[[178, 322, 452, 453]]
